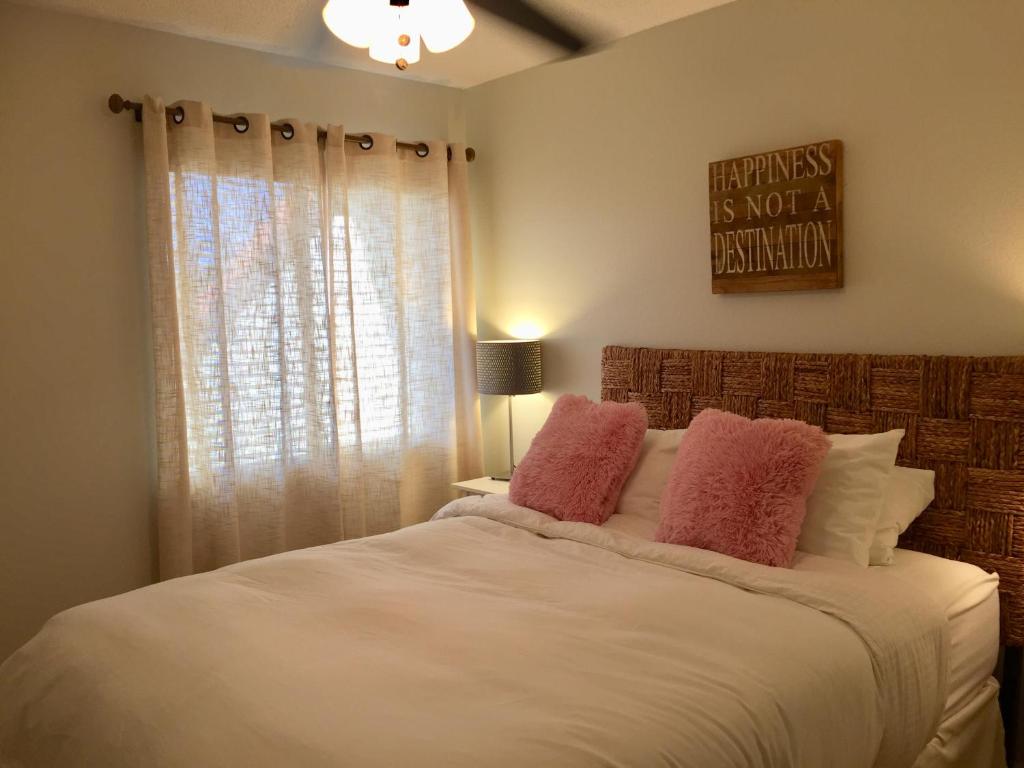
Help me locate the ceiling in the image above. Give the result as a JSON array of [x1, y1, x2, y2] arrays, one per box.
[[14, 0, 736, 88]]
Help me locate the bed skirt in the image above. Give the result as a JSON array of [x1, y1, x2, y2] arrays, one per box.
[[913, 677, 1005, 768]]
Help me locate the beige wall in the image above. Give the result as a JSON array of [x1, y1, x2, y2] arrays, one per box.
[[0, 1, 463, 661], [466, 0, 1024, 476], [3, 0, 1024, 659]]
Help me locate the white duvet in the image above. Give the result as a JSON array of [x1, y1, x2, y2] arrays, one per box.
[[0, 496, 948, 768]]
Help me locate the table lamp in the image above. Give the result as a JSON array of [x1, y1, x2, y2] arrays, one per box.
[[476, 339, 542, 481]]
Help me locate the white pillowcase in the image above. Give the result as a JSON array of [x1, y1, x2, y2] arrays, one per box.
[[868, 466, 936, 566], [616, 427, 917, 567], [615, 429, 685, 522], [868, 527, 900, 567], [797, 430, 905, 566]]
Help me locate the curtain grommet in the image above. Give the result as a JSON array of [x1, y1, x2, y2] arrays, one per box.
[[233, 116, 250, 134], [416, 142, 429, 158], [281, 122, 295, 140], [172, 106, 185, 124], [359, 134, 374, 150]]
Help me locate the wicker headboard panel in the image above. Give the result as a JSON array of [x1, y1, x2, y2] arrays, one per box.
[[601, 345, 1024, 646]]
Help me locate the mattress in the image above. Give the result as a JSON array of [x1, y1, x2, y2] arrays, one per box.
[[605, 512, 1001, 722], [886, 548, 999, 720]]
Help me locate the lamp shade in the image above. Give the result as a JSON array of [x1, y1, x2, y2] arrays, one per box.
[[322, 0, 380, 49], [420, 0, 475, 53], [476, 340, 542, 396], [368, 2, 420, 64]]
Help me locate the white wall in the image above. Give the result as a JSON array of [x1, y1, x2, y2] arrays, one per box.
[[466, 0, 1024, 476], [4, 0, 1024, 660], [0, 0, 464, 661]]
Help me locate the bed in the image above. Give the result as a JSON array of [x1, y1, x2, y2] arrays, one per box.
[[0, 345, 1018, 768]]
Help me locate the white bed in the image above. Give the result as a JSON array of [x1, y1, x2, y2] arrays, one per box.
[[607, 510, 1001, 719], [607, 508, 1005, 768], [889, 548, 999, 723], [892, 549, 1003, 768], [0, 495, 1003, 768]]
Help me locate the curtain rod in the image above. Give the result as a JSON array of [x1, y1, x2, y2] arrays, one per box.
[[107, 94, 476, 162]]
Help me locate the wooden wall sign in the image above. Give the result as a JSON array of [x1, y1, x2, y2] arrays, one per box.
[[709, 139, 843, 293]]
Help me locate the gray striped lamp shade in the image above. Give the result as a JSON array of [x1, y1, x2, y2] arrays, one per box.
[[476, 340, 542, 395]]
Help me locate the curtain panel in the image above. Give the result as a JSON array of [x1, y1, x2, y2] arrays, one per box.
[[142, 96, 482, 578]]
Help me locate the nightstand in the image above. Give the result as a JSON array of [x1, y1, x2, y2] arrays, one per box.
[[452, 477, 511, 496]]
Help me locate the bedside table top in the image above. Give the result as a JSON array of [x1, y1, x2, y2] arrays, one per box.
[[452, 476, 511, 496]]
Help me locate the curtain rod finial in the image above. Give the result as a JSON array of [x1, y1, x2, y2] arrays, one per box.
[[108, 93, 126, 114]]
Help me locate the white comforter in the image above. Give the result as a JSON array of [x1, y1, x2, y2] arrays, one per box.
[[0, 496, 948, 768]]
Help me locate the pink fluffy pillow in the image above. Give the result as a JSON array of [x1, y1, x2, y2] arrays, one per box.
[[510, 394, 648, 525], [657, 409, 830, 567]]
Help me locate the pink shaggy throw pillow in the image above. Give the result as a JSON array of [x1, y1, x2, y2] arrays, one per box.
[[510, 394, 648, 525], [657, 409, 830, 567]]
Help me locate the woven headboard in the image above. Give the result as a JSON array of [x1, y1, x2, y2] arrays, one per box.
[[601, 345, 1024, 646]]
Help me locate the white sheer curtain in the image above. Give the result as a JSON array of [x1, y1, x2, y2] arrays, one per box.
[[142, 96, 482, 579]]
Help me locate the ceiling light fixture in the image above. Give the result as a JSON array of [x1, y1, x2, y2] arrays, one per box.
[[322, 0, 475, 71]]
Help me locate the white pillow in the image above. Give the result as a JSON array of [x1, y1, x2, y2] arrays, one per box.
[[615, 429, 685, 522], [797, 430, 905, 566], [868, 466, 936, 566], [868, 527, 900, 567]]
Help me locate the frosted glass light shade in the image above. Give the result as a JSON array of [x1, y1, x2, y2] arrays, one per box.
[[420, 0, 475, 53], [322, 0, 475, 65], [322, 0, 380, 49], [369, 4, 421, 64]]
